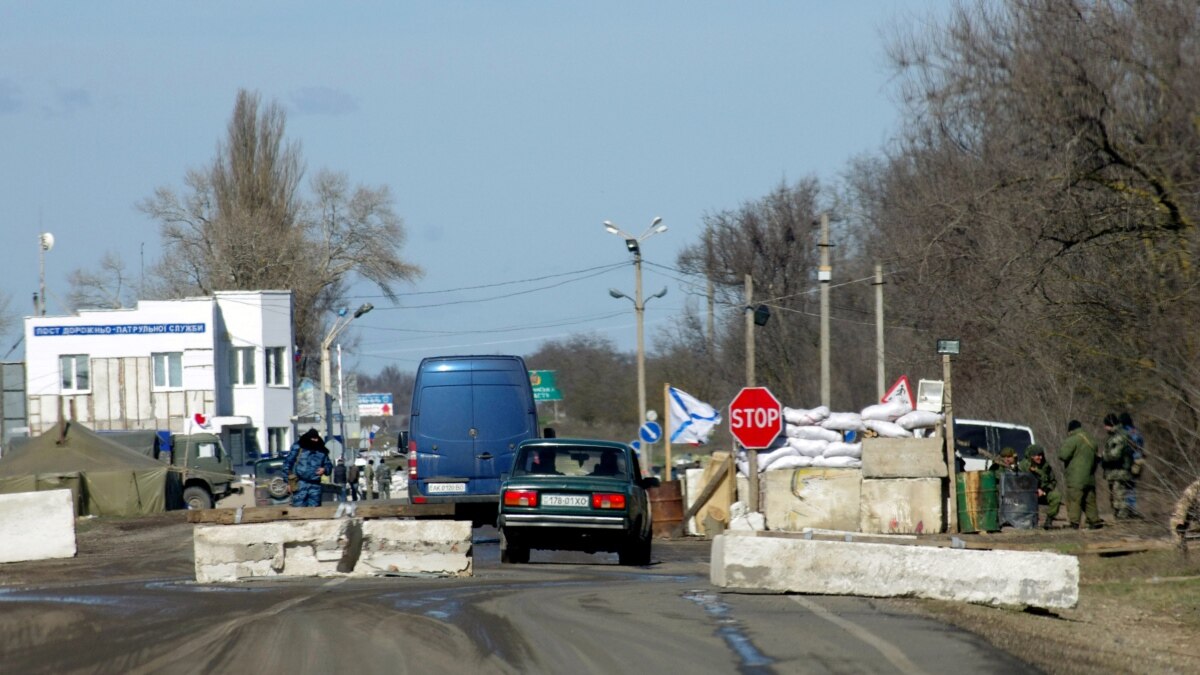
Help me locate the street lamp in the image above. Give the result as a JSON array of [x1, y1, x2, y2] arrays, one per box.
[[321, 302, 373, 445], [38, 232, 54, 316], [604, 216, 668, 424]]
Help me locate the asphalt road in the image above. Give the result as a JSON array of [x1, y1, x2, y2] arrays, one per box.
[[0, 519, 1035, 674]]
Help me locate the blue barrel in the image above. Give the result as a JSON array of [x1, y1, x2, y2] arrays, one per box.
[[999, 472, 1038, 529]]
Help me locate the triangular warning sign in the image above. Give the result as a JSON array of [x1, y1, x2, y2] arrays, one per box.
[[882, 375, 916, 410]]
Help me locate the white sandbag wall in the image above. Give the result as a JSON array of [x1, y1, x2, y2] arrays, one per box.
[[733, 397, 947, 535]]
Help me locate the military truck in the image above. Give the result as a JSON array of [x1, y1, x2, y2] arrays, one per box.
[[102, 429, 241, 509]]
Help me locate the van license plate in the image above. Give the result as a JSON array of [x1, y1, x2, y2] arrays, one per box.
[[542, 494, 588, 507], [427, 482, 467, 494]]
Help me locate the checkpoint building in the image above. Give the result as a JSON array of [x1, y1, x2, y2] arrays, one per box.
[[22, 290, 296, 470]]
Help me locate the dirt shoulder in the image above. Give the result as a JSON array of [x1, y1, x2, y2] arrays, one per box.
[[888, 521, 1200, 674]]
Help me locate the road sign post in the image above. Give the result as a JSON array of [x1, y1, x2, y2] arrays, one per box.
[[728, 387, 783, 513]]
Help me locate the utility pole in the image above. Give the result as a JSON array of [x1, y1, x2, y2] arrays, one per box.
[[819, 213, 831, 407], [874, 263, 885, 400], [744, 273, 759, 511], [944, 353, 958, 533]]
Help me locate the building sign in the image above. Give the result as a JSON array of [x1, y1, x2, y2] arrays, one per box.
[[358, 393, 394, 417], [529, 370, 563, 402], [33, 323, 207, 337]]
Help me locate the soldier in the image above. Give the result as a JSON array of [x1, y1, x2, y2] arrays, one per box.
[[347, 459, 362, 501], [363, 459, 375, 501], [286, 428, 333, 507], [1057, 419, 1102, 529], [376, 460, 393, 500], [1120, 412, 1146, 517], [1019, 444, 1062, 529], [1101, 413, 1135, 519], [988, 447, 1019, 476]]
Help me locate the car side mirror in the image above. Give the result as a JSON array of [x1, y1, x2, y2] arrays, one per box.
[[398, 431, 410, 451], [641, 476, 661, 489], [543, 427, 556, 439]]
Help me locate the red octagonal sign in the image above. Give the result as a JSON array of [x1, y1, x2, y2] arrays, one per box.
[[729, 386, 783, 449]]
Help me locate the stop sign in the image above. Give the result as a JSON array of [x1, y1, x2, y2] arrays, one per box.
[[728, 387, 783, 449]]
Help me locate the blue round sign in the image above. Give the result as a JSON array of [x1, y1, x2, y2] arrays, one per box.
[[629, 440, 641, 451], [639, 421, 663, 444]]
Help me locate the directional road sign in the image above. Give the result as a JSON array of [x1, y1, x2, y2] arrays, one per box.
[[639, 421, 663, 445]]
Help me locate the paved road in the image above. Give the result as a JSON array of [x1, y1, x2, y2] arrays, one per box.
[[0, 523, 1035, 674]]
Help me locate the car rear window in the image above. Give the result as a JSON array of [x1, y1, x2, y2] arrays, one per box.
[[513, 447, 628, 478]]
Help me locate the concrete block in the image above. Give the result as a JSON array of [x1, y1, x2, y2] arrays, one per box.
[[0, 490, 76, 563], [763, 468, 862, 532], [861, 437, 946, 479], [357, 520, 472, 577], [710, 533, 1079, 609], [860, 477, 943, 534], [194, 518, 474, 582]]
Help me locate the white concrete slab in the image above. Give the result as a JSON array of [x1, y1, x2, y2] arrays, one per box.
[[763, 468, 862, 532], [860, 477, 944, 534], [711, 533, 1079, 609], [194, 518, 474, 582], [0, 490, 76, 563], [861, 437, 946, 479]]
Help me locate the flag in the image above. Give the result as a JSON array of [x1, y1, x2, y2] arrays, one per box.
[[669, 387, 721, 445]]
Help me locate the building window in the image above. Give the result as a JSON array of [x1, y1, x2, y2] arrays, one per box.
[[60, 354, 90, 391], [229, 347, 256, 386], [266, 347, 288, 386], [152, 352, 183, 389], [268, 427, 290, 457]]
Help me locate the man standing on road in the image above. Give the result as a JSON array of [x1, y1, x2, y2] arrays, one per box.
[[1101, 413, 1135, 519], [376, 460, 393, 500], [1058, 419, 1102, 529], [287, 429, 334, 507], [1019, 444, 1062, 529], [332, 458, 348, 502], [363, 459, 375, 501], [347, 459, 362, 501]]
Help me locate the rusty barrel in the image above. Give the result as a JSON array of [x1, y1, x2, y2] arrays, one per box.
[[648, 480, 684, 538], [956, 471, 1000, 533]]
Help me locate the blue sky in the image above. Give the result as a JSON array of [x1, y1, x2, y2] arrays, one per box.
[[0, 1, 948, 373]]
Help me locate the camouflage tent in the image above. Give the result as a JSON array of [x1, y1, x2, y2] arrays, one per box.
[[0, 423, 175, 516]]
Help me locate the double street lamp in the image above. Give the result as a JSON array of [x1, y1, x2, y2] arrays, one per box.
[[320, 303, 373, 444], [604, 216, 668, 424]]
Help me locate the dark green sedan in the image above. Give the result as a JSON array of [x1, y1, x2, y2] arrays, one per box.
[[497, 439, 659, 565]]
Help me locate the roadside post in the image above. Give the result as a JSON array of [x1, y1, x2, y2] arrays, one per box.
[[728, 386, 783, 513], [639, 419, 662, 478], [937, 339, 961, 533]]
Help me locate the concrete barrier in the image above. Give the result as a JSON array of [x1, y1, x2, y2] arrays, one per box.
[[861, 437, 946, 478], [860, 477, 943, 534], [763, 468, 861, 532], [194, 518, 472, 582], [0, 490, 76, 563], [710, 532, 1079, 609]]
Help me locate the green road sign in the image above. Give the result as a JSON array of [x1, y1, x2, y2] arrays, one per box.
[[529, 370, 563, 402]]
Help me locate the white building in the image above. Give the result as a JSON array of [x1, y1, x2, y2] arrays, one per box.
[[23, 290, 296, 469]]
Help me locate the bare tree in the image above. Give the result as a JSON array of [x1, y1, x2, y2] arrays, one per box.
[[66, 251, 135, 310]]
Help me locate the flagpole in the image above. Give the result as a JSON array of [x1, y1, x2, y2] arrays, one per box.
[[664, 383, 672, 482]]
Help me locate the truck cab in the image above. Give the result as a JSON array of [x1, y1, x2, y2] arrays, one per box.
[[171, 433, 241, 509]]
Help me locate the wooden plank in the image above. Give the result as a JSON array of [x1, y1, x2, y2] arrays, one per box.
[[671, 454, 734, 538], [187, 502, 455, 524]]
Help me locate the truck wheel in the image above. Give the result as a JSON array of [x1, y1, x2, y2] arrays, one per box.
[[499, 530, 529, 564], [183, 486, 214, 510], [267, 476, 290, 499]]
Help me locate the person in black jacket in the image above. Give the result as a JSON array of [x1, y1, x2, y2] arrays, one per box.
[[332, 458, 348, 502]]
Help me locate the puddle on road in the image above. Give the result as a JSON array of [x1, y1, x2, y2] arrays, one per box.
[[684, 590, 774, 673]]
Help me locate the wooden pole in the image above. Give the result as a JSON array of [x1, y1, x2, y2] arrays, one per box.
[[944, 354, 959, 533], [664, 383, 672, 483]]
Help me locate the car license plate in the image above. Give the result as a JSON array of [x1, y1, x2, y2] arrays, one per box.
[[426, 482, 467, 494], [542, 494, 588, 507]]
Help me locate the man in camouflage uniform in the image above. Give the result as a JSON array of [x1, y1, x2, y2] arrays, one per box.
[[1058, 419, 1102, 529], [376, 460, 393, 500], [1120, 412, 1145, 517], [1101, 413, 1135, 519], [988, 447, 1019, 476], [285, 428, 334, 507], [1019, 444, 1062, 529]]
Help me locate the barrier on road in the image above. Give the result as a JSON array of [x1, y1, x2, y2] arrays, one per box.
[[0, 489, 76, 563], [194, 518, 472, 582], [710, 531, 1079, 609]]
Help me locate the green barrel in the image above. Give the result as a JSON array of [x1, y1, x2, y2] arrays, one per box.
[[956, 471, 1000, 533]]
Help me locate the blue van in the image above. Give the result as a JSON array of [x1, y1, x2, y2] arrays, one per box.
[[406, 355, 545, 518]]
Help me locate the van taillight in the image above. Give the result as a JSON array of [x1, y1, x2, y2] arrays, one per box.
[[592, 493, 626, 509], [504, 490, 538, 507], [408, 445, 418, 479]]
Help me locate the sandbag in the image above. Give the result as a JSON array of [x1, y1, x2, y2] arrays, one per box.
[[811, 455, 862, 468], [786, 424, 843, 443], [863, 419, 911, 438], [823, 441, 863, 459], [766, 455, 813, 471], [783, 405, 830, 426], [820, 412, 864, 431], [860, 399, 912, 422], [896, 409, 943, 430], [786, 437, 829, 458], [757, 445, 799, 471]]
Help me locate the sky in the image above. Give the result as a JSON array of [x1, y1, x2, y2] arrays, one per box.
[[0, 1, 950, 375]]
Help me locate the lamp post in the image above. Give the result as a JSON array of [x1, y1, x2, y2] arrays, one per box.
[[604, 216, 668, 425], [321, 303, 373, 444], [38, 232, 54, 316]]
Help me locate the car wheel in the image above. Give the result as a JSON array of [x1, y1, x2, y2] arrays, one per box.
[[267, 476, 290, 499], [499, 529, 530, 564], [183, 486, 214, 510], [618, 528, 651, 566]]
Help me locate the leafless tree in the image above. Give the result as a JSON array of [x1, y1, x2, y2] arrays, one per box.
[[66, 251, 135, 310]]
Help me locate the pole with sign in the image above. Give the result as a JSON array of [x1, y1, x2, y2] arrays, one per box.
[[728, 386, 783, 513]]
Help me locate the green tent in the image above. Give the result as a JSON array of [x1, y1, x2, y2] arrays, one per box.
[[0, 423, 174, 516]]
